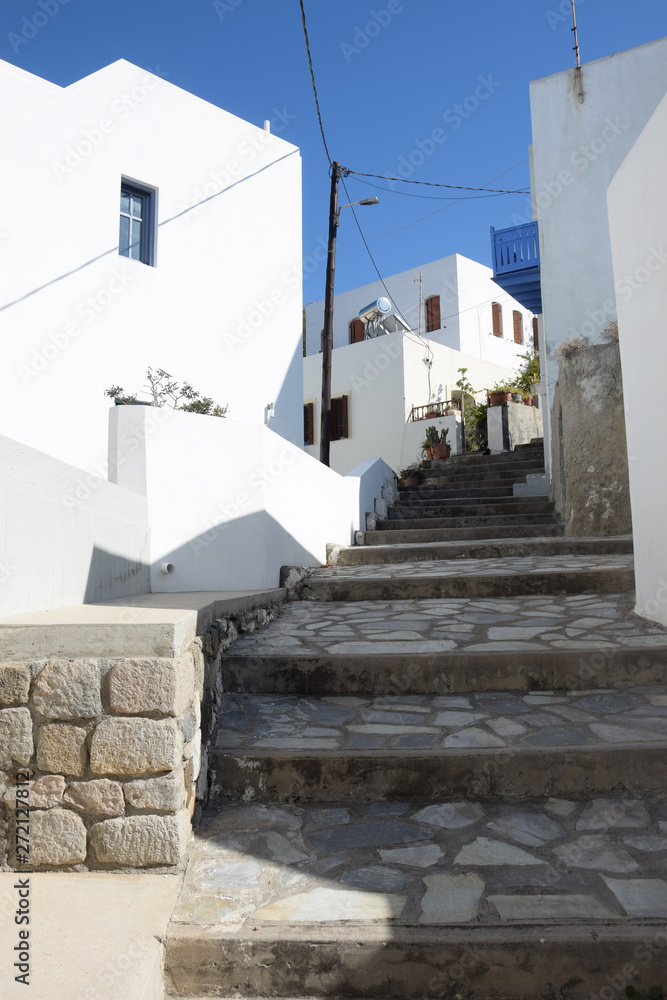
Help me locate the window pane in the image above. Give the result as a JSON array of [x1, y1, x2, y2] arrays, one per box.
[[119, 215, 130, 256], [130, 195, 144, 219], [120, 192, 130, 214], [130, 219, 142, 259]]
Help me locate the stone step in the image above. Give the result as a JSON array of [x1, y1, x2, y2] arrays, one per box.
[[390, 498, 556, 515], [380, 512, 561, 529], [418, 463, 545, 485], [166, 795, 667, 999], [297, 555, 633, 602], [222, 591, 667, 696], [432, 445, 543, 466], [400, 482, 521, 499], [359, 524, 566, 544], [210, 686, 667, 802], [337, 535, 633, 566]]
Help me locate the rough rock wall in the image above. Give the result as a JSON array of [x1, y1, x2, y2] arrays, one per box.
[[0, 605, 281, 871], [551, 342, 631, 536]]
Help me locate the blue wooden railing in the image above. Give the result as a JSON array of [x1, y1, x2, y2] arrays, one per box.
[[491, 222, 540, 275]]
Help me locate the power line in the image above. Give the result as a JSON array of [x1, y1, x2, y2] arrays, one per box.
[[343, 167, 529, 195], [348, 176, 511, 202], [297, 0, 332, 166]]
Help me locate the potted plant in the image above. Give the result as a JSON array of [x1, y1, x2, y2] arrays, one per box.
[[488, 382, 514, 406], [421, 424, 439, 460], [400, 462, 421, 487], [433, 427, 450, 459]]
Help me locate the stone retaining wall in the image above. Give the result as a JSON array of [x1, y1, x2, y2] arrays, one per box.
[[0, 605, 281, 870], [551, 342, 631, 536]]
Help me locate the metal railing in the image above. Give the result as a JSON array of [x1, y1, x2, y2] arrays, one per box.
[[491, 222, 540, 275], [410, 399, 460, 422]]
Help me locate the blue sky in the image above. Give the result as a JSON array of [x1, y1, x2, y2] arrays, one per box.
[[3, 0, 665, 298]]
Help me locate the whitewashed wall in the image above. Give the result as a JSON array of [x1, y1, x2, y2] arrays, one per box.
[[0, 435, 149, 618], [303, 332, 515, 475], [304, 253, 535, 367], [108, 406, 393, 592], [529, 36, 667, 408], [0, 59, 303, 476], [608, 93, 667, 627]]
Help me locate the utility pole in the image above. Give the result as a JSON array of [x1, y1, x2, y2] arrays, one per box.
[[320, 160, 341, 467]]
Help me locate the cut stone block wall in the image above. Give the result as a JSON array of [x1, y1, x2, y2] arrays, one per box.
[[0, 605, 281, 870], [550, 342, 631, 537]]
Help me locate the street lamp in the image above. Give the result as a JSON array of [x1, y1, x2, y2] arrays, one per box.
[[320, 164, 379, 466]]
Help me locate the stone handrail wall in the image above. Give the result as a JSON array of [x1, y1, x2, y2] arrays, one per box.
[[0, 605, 280, 870]]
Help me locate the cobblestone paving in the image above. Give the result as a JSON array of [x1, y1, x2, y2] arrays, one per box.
[[226, 593, 667, 657], [172, 797, 667, 927], [309, 554, 633, 580], [215, 687, 667, 751]]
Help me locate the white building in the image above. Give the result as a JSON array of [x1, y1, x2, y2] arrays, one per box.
[[525, 35, 667, 472], [0, 58, 304, 475], [303, 331, 522, 476], [608, 91, 667, 628], [304, 253, 537, 365], [0, 59, 396, 617]]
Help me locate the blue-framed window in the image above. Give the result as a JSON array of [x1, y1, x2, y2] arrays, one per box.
[[119, 180, 156, 265]]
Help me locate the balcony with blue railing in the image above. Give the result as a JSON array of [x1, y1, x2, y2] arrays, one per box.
[[490, 221, 542, 313]]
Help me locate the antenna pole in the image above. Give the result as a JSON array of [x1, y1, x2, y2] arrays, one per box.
[[570, 0, 581, 68]]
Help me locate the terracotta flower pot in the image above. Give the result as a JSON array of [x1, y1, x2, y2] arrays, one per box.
[[489, 391, 512, 406], [404, 474, 420, 487], [422, 447, 434, 461], [433, 443, 450, 459], [522, 396, 533, 406]]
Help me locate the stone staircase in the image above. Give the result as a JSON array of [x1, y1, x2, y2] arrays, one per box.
[[165, 441, 667, 1000]]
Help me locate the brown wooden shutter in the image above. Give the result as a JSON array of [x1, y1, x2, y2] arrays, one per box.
[[492, 302, 503, 337], [532, 317, 539, 349], [303, 403, 314, 445], [331, 398, 340, 441], [330, 396, 349, 440], [425, 295, 441, 333], [349, 318, 364, 343], [340, 395, 349, 439], [513, 310, 523, 344]]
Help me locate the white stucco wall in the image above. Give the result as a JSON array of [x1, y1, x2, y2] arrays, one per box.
[[108, 406, 393, 592], [0, 435, 149, 618], [529, 36, 667, 404], [304, 253, 534, 368], [607, 92, 667, 627], [0, 60, 61, 127], [303, 332, 515, 475], [0, 59, 303, 476]]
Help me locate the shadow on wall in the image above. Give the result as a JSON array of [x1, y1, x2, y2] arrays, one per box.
[[149, 509, 339, 595], [83, 546, 150, 604]]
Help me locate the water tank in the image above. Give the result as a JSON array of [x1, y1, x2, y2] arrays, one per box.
[[358, 297, 392, 323]]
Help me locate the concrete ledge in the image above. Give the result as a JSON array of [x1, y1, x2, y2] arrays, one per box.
[[0, 871, 181, 1000], [0, 589, 287, 660]]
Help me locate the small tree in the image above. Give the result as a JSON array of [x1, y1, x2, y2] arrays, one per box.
[[105, 368, 228, 417], [456, 368, 488, 452]]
